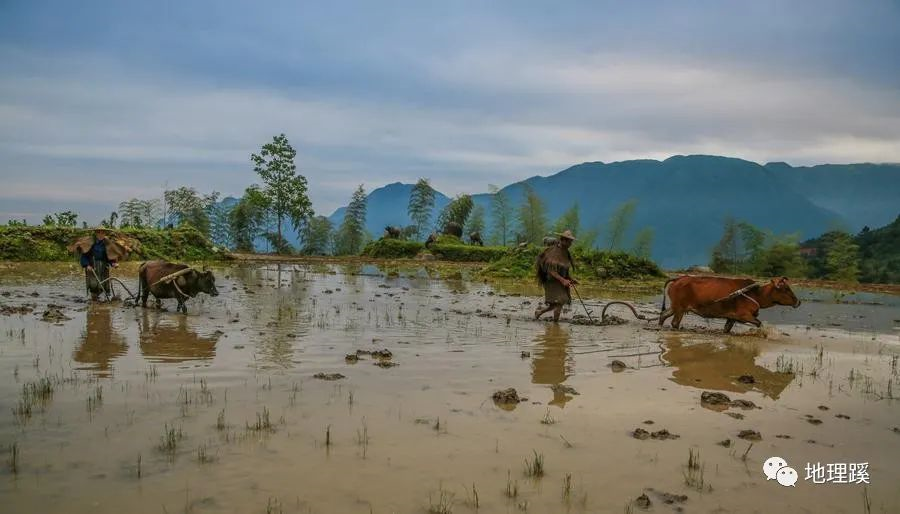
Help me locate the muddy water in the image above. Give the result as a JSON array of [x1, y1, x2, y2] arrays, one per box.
[[1, 262, 899, 513]]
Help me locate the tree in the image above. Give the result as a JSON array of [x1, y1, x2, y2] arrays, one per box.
[[407, 178, 436, 241], [42, 211, 78, 227], [710, 217, 741, 273], [107, 211, 118, 228], [164, 187, 218, 234], [632, 227, 655, 259], [251, 134, 313, 250], [228, 186, 272, 252], [301, 216, 334, 255], [334, 185, 368, 255], [755, 235, 806, 277], [466, 204, 486, 236], [489, 184, 514, 246], [605, 200, 637, 251], [824, 231, 860, 283], [516, 184, 547, 245], [437, 194, 474, 231], [206, 200, 232, 248], [552, 204, 580, 236]]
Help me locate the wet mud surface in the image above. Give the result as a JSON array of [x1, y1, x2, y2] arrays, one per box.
[[1, 261, 899, 513]]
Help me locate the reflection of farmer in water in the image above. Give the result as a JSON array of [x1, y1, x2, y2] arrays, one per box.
[[531, 323, 575, 407], [73, 304, 127, 377], [534, 230, 578, 322], [74, 228, 118, 301]]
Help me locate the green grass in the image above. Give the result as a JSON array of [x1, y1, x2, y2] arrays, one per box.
[[481, 244, 664, 280], [0, 225, 227, 262]]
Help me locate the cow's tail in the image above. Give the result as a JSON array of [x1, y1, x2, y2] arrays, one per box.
[[660, 277, 678, 312]]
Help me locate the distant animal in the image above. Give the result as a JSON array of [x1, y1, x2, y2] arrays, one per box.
[[469, 231, 484, 246], [442, 221, 463, 238], [138, 260, 219, 314], [383, 225, 402, 239], [424, 233, 438, 248], [659, 276, 800, 333], [542, 236, 558, 247]]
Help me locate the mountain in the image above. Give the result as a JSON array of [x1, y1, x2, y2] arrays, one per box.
[[328, 155, 898, 268], [764, 162, 900, 230], [327, 182, 451, 236]]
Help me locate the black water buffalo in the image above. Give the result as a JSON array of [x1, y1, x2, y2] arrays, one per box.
[[442, 221, 463, 238], [138, 260, 219, 314], [383, 225, 402, 239], [425, 232, 438, 248], [469, 231, 484, 246]]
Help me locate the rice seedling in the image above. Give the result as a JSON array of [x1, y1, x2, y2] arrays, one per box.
[[524, 450, 545, 478], [325, 424, 332, 448], [266, 497, 283, 514], [216, 409, 226, 430], [504, 470, 519, 498], [357, 419, 369, 458], [562, 473, 572, 502], [428, 483, 454, 514], [248, 406, 273, 432], [197, 444, 215, 464], [683, 448, 706, 491], [540, 409, 556, 425], [7, 442, 18, 475], [158, 423, 185, 455], [136, 453, 141, 478]]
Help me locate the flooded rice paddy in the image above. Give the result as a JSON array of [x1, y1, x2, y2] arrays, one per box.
[[1, 261, 899, 513]]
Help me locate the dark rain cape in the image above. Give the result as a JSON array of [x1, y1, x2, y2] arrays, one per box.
[[535, 245, 575, 305]]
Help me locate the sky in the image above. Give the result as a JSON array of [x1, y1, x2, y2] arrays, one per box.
[[1, 0, 899, 224]]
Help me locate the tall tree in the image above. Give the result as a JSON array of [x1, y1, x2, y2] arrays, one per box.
[[437, 194, 474, 231], [489, 184, 514, 246], [228, 186, 271, 252], [605, 199, 637, 251], [42, 211, 78, 227], [517, 184, 547, 245], [631, 227, 655, 259], [710, 217, 741, 273], [334, 185, 368, 255], [466, 204, 486, 237], [301, 216, 334, 255], [407, 178, 436, 240], [164, 187, 218, 234], [251, 134, 313, 250], [206, 200, 232, 248], [824, 231, 860, 283], [552, 204, 580, 235]]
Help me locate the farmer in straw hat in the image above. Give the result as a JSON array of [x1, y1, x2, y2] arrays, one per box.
[[534, 230, 578, 322], [77, 227, 119, 301]]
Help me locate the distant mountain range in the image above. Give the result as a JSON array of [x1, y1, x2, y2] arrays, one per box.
[[325, 155, 900, 268]]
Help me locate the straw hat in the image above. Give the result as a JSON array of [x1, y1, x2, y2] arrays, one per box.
[[556, 230, 576, 241]]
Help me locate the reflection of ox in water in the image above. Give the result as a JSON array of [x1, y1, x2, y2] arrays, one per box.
[[138, 310, 220, 363], [661, 332, 794, 400], [73, 304, 127, 377], [659, 276, 801, 333], [531, 323, 576, 407], [138, 260, 219, 314]]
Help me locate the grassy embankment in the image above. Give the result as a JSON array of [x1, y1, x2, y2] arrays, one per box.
[[0, 226, 227, 262]]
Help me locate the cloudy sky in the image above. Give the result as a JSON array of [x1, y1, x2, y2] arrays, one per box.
[[1, 0, 898, 223]]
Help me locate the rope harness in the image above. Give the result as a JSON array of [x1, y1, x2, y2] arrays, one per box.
[[149, 268, 193, 299], [710, 282, 761, 308]]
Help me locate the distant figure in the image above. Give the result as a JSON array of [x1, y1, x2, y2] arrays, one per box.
[[77, 228, 118, 301], [425, 232, 438, 248], [442, 221, 463, 238], [469, 231, 484, 246], [383, 225, 402, 239], [534, 230, 578, 322]]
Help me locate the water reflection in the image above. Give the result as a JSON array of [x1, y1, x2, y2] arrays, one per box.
[[73, 304, 127, 377], [661, 333, 794, 399], [531, 323, 575, 407], [138, 310, 220, 363]]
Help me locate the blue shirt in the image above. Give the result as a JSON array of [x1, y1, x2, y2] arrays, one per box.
[[80, 238, 114, 268]]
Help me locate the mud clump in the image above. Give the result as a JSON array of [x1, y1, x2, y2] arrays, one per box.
[[700, 391, 731, 406], [730, 399, 759, 410], [632, 428, 650, 440], [550, 384, 579, 396], [40, 305, 70, 322], [520, 351, 530, 358], [737, 374, 755, 384], [609, 360, 627, 372], [738, 429, 762, 441], [374, 360, 398, 368], [836, 414, 850, 420], [645, 488, 688, 505], [634, 493, 652, 509], [717, 439, 732, 447], [313, 372, 346, 381], [357, 348, 393, 359], [650, 429, 680, 440], [1, 304, 35, 315], [492, 388, 526, 405], [344, 354, 359, 363], [725, 412, 745, 420]]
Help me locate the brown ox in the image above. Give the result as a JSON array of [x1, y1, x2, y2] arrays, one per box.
[[659, 276, 800, 333]]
